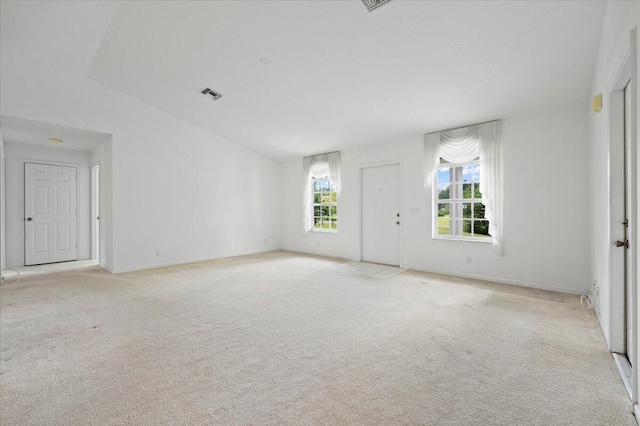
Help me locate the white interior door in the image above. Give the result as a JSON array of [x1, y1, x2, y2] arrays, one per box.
[[361, 164, 400, 266], [24, 163, 77, 266]]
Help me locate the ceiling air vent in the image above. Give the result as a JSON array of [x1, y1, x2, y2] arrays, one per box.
[[362, 0, 391, 12], [201, 88, 222, 101]]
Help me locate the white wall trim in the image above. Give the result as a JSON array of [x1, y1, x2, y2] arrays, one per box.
[[280, 246, 359, 262], [402, 263, 588, 296], [99, 261, 113, 273], [594, 299, 610, 348], [280, 247, 586, 296], [111, 248, 280, 274]]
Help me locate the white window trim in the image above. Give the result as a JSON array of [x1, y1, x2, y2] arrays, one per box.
[[310, 176, 338, 233], [432, 159, 491, 243]]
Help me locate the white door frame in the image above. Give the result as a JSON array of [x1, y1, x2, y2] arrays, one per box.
[[358, 160, 403, 266], [608, 28, 639, 407], [91, 164, 100, 261], [21, 160, 80, 266]]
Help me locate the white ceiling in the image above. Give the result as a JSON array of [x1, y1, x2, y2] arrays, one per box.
[[2, 1, 607, 160], [1, 115, 110, 152], [0, 1, 120, 75]]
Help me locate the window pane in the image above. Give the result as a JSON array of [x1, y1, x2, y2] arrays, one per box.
[[330, 192, 337, 203], [474, 220, 491, 237], [330, 206, 337, 217], [313, 193, 321, 203], [437, 202, 450, 218], [313, 181, 321, 192], [474, 203, 486, 219], [322, 206, 329, 217], [437, 203, 451, 235], [474, 183, 482, 198], [472, 163, 480, 182], [438, 183, 451, 200], [321, 194, 331, 203], [462, 183, 472, 199], [314, 206, 322, 216], [331, 219, 337, 229], [462, 220, 472, 236], [462, 203, 472, 218], [314, 217, 322, 228], [462, 164, 474, 182], [321, 180, 330, 191], [438, 168, 451, 184]]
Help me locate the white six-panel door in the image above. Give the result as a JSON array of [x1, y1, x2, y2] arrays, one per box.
[[24, 163, 78, 265], [361, 164, 400, 266]]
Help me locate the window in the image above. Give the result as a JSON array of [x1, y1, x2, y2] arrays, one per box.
[[435, 160, 490, 241], [303, 151, 340, 233], [425, 121, 502, 250], [312, 177, 338, 231]]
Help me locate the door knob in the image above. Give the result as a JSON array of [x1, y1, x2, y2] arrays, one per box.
[[614, 240, 629, 248], [396, 221, 400, 225], [26, 217, 32, 222]]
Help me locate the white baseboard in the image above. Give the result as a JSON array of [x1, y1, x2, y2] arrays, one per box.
[[111, 248, 279, 274], [401, 263, 588, 296], [613, 352, 633, 399], [633, 403, 640, 425], [280, 247, 358, 262], [99, 262, 113, 273]]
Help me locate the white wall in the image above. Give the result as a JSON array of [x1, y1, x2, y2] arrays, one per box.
[[110, 93, 281, 273], [587, 1, 639, 347], [3, 142, 92, 267], [282, 106, 590, 294], [1, 47, 282, 273]]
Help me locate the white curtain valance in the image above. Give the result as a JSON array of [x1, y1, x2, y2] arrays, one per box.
[[439, 126, 480, 163], [303, 151, 340, 190], [424, 132, 441, 187]]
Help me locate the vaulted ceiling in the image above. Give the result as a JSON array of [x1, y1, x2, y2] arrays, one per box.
[[2, 1, 607, 160]]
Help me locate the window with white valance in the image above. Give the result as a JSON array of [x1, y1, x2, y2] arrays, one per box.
[[303, 151, 340, 232], [424, 121, 503, 254]]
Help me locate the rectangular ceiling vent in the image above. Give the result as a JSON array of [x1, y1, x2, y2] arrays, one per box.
[[201, 88, 222, 101], [362, 0, 391, 12]]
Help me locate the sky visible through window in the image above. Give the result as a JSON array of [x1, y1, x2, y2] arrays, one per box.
[[437, 163, 479, 189]]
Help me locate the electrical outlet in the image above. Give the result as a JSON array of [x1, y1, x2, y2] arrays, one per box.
[[466, 257, 472, 264], [155, 250, 160, 256]]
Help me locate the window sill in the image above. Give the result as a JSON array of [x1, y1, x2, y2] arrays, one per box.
[[433, 236, 492, 243], [310, 229, 338, 234]]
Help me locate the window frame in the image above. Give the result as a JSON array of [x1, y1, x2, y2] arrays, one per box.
[[433, 159, 491, 243], [311, 176, 338, 233]]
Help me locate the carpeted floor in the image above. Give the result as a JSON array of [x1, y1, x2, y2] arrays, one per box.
[[0, 251, 635, 425]]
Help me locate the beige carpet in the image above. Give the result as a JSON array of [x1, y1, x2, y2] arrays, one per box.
[[0, 251, 635, 425]]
